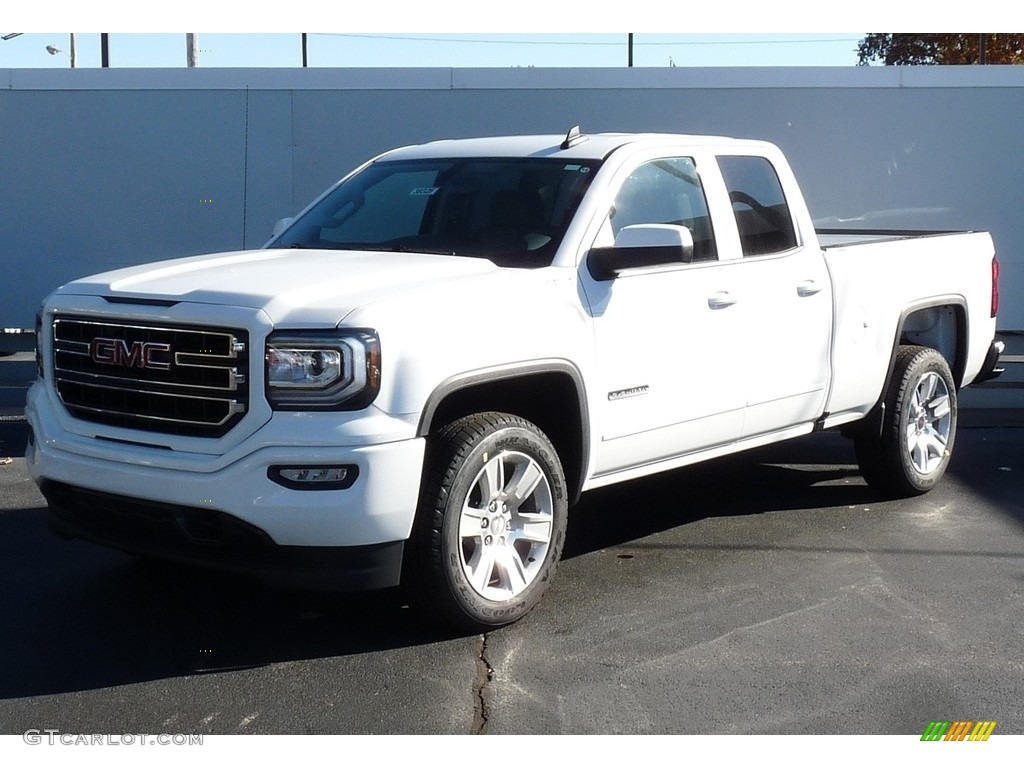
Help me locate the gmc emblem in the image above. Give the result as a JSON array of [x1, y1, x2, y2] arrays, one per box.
[[90, 337, 172, 371]]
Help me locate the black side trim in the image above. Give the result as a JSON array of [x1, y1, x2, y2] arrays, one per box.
[[877, 297, 968, 406], [417, 359, 590, 505], [817, 227, 966, 240], [587, 245, 693, 281]]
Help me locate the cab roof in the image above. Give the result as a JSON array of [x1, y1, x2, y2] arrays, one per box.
[[376, 131, 750, 163]]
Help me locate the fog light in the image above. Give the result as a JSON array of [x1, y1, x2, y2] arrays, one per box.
[[268, 465, 358, 490], [282, 467, 345, 483]]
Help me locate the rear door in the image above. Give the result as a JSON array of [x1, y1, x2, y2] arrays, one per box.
[[714, 153, 833, 437]]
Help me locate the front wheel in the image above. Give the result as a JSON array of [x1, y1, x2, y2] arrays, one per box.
[[408, 412, 568, 631], [854, 345, 957, 497]]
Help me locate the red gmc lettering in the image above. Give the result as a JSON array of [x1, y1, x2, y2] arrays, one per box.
[[90, 337, 172, 370]]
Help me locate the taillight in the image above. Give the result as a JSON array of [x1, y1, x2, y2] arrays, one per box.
[[991, 255, 1000, 318]]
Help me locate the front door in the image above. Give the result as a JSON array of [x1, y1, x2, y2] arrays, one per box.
[[580, 154, 746, 476]]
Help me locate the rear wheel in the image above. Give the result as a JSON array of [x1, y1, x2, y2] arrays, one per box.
[[855, 345, 957, 497], [408, 412, 567, 631]]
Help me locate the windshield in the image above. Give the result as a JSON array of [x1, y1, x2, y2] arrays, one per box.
[[271, 157, 601, 268]]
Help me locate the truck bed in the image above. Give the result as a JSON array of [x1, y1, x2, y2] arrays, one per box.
[[819, 228, 996, 425], [816, 228, 969, 250]]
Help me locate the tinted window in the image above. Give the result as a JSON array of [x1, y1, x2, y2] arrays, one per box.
[[272, 158, 600, 268], [718, 156, 798, 257], [610, 157, 717, 261]]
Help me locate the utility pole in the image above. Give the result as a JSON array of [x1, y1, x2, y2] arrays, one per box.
[[302, 33, 308, 67], [979, 34, 987, 64], [628, 33, 634, 67], [101, 33, 109, 67], [186, 33, 198, 68]]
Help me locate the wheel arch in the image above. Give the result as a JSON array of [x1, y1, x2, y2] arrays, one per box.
[[896, 299, 968, 387], [854, 343, 958, 497], [854, 297, 967, 440], [417, 360, 590, 505]]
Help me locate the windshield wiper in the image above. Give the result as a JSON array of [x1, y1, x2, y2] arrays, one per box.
[[333, 243, 458, 256]]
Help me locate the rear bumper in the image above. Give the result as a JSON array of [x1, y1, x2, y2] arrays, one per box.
[[973, 339, 1005, 384], [42, 480, 404, 591]]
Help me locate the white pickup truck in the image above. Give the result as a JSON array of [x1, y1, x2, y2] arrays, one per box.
[[26, 128, 1003, 629]]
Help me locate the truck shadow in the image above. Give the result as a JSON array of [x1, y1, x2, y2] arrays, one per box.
[[0, 420, 28, 459], [565, 421, 1024, 558], [0, 517, 440, 699], [0, 433, 882, 700], [564, 431, 874, 557]]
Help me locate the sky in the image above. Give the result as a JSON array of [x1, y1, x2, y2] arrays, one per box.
[[0, 33, 867, 69], [2, 0, 1018, 70]]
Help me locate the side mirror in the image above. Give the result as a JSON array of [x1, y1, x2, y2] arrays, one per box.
[[587, 224, 695, 281], [271, 217, 295, 239]]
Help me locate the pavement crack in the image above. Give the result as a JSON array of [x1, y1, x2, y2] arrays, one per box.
[[472, 632, 494, 734]]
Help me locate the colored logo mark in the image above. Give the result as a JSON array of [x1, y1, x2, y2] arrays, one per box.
[[921, 721, 997, 741]]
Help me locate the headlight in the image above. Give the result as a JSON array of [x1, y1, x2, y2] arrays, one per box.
[[265, 329, 380, 410]]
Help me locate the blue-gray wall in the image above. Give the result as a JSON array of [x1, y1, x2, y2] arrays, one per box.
[[2, 66, 1023, 329]]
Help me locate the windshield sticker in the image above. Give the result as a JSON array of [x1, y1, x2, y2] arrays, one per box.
[[563, 164, 581, 171], [409, 187, 440, 196]]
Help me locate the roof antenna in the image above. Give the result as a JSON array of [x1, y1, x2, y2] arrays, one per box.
[[560, 125, 587, 150]]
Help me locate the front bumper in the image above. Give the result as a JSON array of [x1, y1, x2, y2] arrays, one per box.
[[26, 382, 427, 589], [41, 480, 404, 591]]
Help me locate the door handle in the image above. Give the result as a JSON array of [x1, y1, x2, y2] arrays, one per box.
[[707, 291, 738, 309], [797, 280, 823, 297]]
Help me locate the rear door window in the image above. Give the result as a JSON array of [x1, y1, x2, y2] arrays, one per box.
[[718, 156, 798, 257]]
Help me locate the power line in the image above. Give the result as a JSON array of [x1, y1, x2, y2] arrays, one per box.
[[313, 33, 860, 48]]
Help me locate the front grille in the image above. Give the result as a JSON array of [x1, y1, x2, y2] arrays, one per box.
[[52, 317, 249, 438]]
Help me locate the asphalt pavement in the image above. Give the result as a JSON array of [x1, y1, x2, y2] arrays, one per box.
[[1, 351, 1023, 735]]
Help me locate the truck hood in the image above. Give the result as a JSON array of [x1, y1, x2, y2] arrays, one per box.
[[55, 248, 500, 325]]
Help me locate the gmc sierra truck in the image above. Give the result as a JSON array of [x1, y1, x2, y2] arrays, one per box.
[[26, 128, 1003, 629]]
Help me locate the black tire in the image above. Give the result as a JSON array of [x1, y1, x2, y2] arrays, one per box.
[[854, 345, 958, 497], [407, 412, 568, 631]]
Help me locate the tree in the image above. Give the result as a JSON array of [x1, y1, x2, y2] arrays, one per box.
[[857, 34, 1024, 65]]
